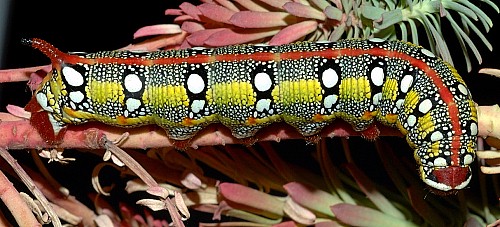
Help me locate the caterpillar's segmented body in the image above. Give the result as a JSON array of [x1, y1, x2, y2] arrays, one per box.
[[24, 38, 477, 192]]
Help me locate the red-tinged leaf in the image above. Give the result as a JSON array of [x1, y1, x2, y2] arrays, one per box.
[[283, 197, 316, 225], [28, 69, 49, 91], [230, 11, 292, 28], [124, 32, 187, 51], [204, 28, 279, 46], [258, 0, 289, 9], [133, 25, 182, 39], [198, 3, 237, 24], [164, 9, 183, 16], [213, 0, 240, 12], [181, 21, 205, 33], [234, 0, 269, 12], [179, 2, 202, 21], [283, 2, 326, 20], [219, 182, 284, 219], [174, 15, 195, 23], [283, 182, 340, 217], [187, 28, 226, 46], [6, 105, 30, 120], [269, 20, 318, 45], [344, 163, 405, 219], [331, 204, 417, 227]]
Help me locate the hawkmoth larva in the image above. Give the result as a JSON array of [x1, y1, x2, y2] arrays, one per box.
[[23, 38, 478, 192]]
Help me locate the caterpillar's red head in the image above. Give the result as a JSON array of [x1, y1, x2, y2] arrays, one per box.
[[415, 133, 477, 193]]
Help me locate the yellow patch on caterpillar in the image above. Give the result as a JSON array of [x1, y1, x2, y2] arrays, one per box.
[[339, 76, 371, 102], [142, 84, 189, 107], [274, 79, 322, 104], [86, 80, 124, 104], [207, 81, 256, 106], [402, 90, 419, 114], [417, 112, 435, 139], [382, 78, 398, 101]]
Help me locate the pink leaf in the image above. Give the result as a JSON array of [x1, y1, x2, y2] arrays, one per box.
[[173, 15, 195, 23], [133, 24, 182, 39], [164, 9, 183, 16], [6, 105, 30, 120], [230, 11, 292, 28], [204, 28, 279, 46], [198, 3, 237, 24], [28, 69, 49, 90], [219, 183, 284, 218], [269, 20, 318, 45], [258, 0, 290, 9], [179, 2, 202, 21], [186, 28, 226, 46], [181, 21, 205, 33], [213, 0, 240, 12], [283, 2, 326, 20], [233, 0, 270, 12], [284, 182, 340, 217]]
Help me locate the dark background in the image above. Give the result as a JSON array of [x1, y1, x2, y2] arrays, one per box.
[[1, 0, 500, 225]]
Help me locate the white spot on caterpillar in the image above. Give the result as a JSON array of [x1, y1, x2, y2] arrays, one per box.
[[255, 72, 272, 92], [69, 91, 84, 103], [323, 94, 338, 109], [62, 66, 84, 87], [430, 131, 443, 142], [124, 74, 142, 93], [187, 74, 205, 94], [470, 122, 478, 136], [433, 157, 447, 167], [48, 114, 65, 135], [407, 115, 417, 127], [463, 154, 473, 165], [421, 48, 435, 58], [372, 93, 382, 106], [36, 92, 53, 112], [458, 84, 468, 96], [418, 99, 432, 114], [396, 99, 404, 109], [322, 68, 338, 88], [191, 100, 206, 114], [370, 67, 384, 86], [126, 98, 141, 112], [400, 74, 413, 93], [256, 99, 271, 112], [191, 46, 207, 50]]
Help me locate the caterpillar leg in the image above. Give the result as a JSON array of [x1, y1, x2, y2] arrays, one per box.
[[164, 126, 203, 141], [25, 93, 68, 144]]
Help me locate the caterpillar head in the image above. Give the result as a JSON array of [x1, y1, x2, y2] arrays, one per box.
[[416, 134, 477, 193]]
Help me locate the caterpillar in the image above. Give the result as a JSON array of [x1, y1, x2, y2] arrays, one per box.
[[23, 38, 477, 192]]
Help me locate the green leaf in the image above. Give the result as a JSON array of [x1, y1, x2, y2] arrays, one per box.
[[375, 9, 404, 30], [442, 1, 478, 21], [361, 5, 386, 20], [331, 203, 418, 227]]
